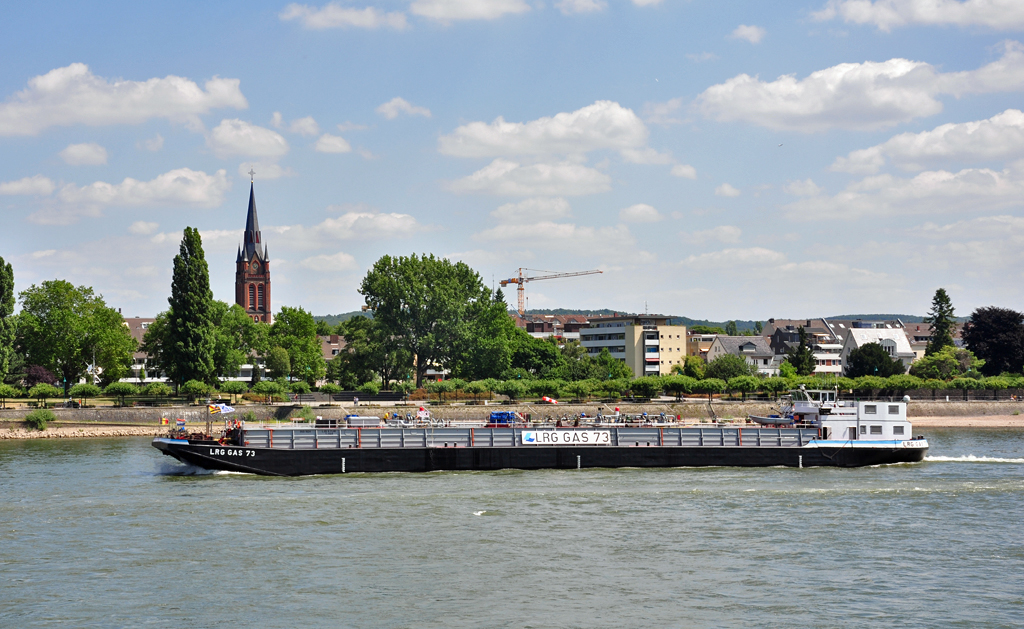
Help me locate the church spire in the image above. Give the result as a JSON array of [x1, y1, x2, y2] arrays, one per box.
[[242, 181, 264, 262]]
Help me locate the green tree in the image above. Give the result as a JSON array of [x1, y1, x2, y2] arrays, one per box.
[[844, 343, 906, 378], [630, 376, 663, 399], [356, 381, 380, 397], [727, 375, 760, 401], [705, 354, 754, 381], [785, 327, 815, 376], [319, 382, 342, 394], [163, 227, 216, 386], [689, 325, 725, 334], [962, 307, 1024, 377], [266, 346, 291, 380], [496, 379, 526, 402], [761, 376, 790, 400], [104, 382, 138, 406], [0, 383, 20, 409], [663, 375, 696, 400], [725, 320, 738, 336], [924, 288, 957, 355], [360, 253, 499, 387], [909, 346, 984, 380], [212, 302, 269, 381], [778, 360, 797, 379], [290, 380, 312, 394], [271, 306, 327, 385], [143, 382, 172, 396], [852, 375, 888, 395], [886, 374, 923, 396], [179, 379, 210, 402], [28, 383, 61, 406], [564, 380, 592, 402], [219, 380, 248, 403], [450, 288, 515, 381], [17, 280, 135, 394], [754, 321, 763, 334], [508, 328, 565, 376], [591, 347, 633, 380], [252, 380, 284, 401], [693, 377, 725, 401], [69, 383, 102, 405], [950, 377, 981, 401], [0, 256, 15, 383], [334, 315, 409, 389]]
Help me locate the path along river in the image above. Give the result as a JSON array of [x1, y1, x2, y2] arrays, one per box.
[[1, 429, 1022, 628]]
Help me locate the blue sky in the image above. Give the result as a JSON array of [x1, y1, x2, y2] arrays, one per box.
[[2, 0, 1023, 321]]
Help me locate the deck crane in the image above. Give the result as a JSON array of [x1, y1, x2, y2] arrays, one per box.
[[500, 268, 602, 316]]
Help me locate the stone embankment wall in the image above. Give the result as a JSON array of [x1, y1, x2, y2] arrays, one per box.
[[1, 399, 1020, 428]]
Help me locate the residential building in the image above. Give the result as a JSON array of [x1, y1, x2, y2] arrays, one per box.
[[123, 317, 156, 382], [514, 313, 591, 341], [903, 322, 964, 360], [812, 342, 844, 375], [579, 315, 686, 376], [763, 318, 838, 355], [706, 336, 780, 376], [320, 334, 346, 362], [840, 328, 916, 373], [687, 333, 717, 360]]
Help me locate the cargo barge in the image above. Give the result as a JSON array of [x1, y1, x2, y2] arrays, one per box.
[[152, 389, 929, 476]]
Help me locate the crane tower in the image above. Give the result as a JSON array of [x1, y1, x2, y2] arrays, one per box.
[[499, 268, 602, 316]]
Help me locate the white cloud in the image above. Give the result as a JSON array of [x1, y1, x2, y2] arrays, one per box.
[[632, 0, 664, 5], [271, 211, 421, 246], [619, 203, 663, 222], [730, 24, 765, 44], [237, 162, 294, 180], [30, 249, 56, 259], [449, 158, 612, 196], [315, 133, 353, 153], [784, 178, 823, 196], [670, 164, 697, 179], [208, 119, 289, 158], [814, 0, 1024, 32], [556, 0, 607, 14], [911, 215, 1024, 273], [271, 112, 320, 136], [56, 168, 229, 208], [0, 63, 246, 136], [491, 197, 572, 222], [300, 251, 358, 272], [410, 0, 531, 22], [59, 142, 107, 165], [141, 134, 164, 151], [620, 147, 674, 164], [129, 221, 159, 235], [832, 109, 1024, 174], [279, 3, 408, 29], [715, 183, 741, 197], [375, 97, 432, 120], [697, 41, 1024, 132], [643, 97, 684, 125], [440, 101, 647, 158], [688, 225, 742, 243], [680, 247, 786, 269], [787, 161, 1024, 219], [476, 221, 635, 253], [686, 52, 717, 63], [0, 175, 55, 196]]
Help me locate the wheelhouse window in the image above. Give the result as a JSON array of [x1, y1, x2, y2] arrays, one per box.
[[864, 405, 877, 414], [888, 405, 899, 415], [893, 425, 905, 435]]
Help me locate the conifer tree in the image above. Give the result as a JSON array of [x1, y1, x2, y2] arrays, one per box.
[[924, 288, 956, 355], [0, 256, 14, 382], [786, 326, 816, 376], [165, 227, 216, 385]]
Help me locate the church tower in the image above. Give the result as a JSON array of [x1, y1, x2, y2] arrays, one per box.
[[235, 179, 271, 323]]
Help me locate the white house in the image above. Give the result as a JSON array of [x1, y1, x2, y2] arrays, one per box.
[[706, 336, 780, 376], [840, 328, 916, 373]]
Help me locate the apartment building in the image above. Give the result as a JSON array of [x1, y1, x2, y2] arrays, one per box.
[[579, 315, 687, 377]]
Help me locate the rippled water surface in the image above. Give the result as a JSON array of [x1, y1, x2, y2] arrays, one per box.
[[2, 429, 1023, 628]]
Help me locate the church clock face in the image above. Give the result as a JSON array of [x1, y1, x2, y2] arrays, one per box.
[[251, 262, 260, 272]]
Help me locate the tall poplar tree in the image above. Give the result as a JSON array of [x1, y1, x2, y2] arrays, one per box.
[[0, 256, 15, 382], [165, 227, 216, 385], [924, 288, 956, 355]]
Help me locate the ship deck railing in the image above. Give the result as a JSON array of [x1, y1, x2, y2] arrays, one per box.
[[237, 426, 820, 450]]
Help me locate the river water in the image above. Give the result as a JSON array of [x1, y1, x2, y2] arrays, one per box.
[[1, 429, 1022, 628]]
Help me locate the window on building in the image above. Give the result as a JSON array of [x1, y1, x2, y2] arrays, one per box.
[[248, 284, 256, 309], [870, 425, 882, 434], [888, 405, 899, 415], [257, 284, 264, 310], [893, 425, 905, 435], [859, 425, 867, 435], [864, 405, 876, 414]]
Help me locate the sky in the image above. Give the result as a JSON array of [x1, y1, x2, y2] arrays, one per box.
[[2, 0, 1024, 321]]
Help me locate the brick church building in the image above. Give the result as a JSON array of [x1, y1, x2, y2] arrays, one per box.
[[235, 181, 272, 323]]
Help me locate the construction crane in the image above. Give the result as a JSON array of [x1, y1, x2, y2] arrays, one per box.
[[500, 268, 602, 316]]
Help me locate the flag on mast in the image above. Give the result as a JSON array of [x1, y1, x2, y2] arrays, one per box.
[[208, 403, 235, 414]]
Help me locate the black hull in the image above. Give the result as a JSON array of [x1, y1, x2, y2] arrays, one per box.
[[155, 441, 927, 476]]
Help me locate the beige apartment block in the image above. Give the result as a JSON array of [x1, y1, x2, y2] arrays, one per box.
[[580, 315, 687, 377]]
